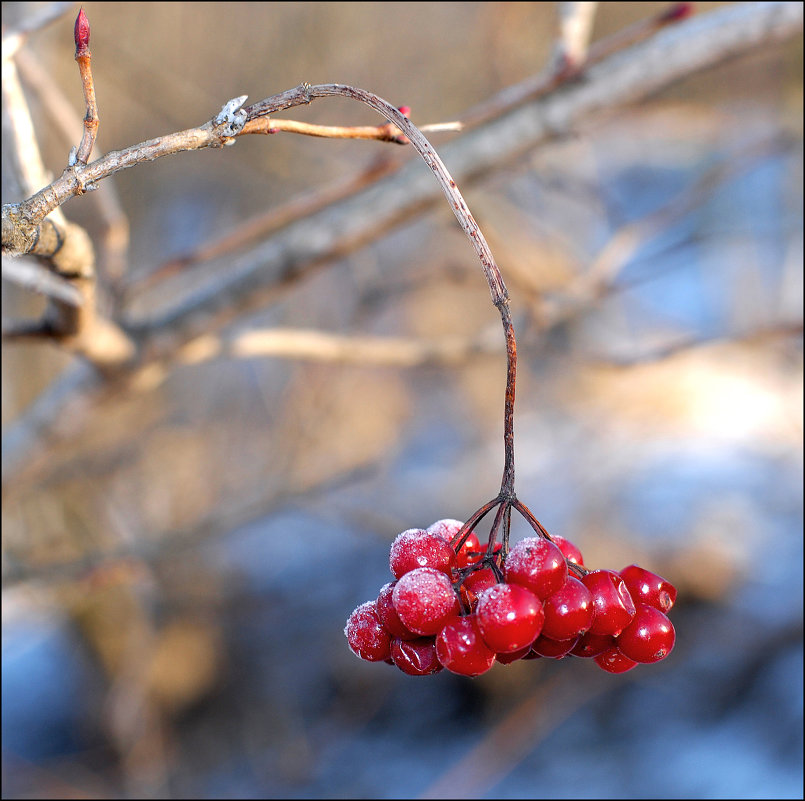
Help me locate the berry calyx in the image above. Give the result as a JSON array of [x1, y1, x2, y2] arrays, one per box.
[[615, 603, 675, 663], [436, 615, 496, 676], [505, 536, 568, 599], [392, 567, 460, 636], [389, 528, 456, 578], [475, 582, 544, 653], [344, 601, 392, 662]]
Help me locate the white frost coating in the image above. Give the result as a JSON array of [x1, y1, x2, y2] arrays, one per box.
[[344, 600, 389, 660], [390, 527, 451, 577], [214, 94, 249, 137], [215, 95, 248, 124], [391, 567, 457, 635], [426, 519, 464, 540]]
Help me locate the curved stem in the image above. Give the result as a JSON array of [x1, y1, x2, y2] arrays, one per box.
[[291, 85, 517, 500]]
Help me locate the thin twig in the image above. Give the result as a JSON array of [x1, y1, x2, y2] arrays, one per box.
[[246, 115, 461, 142], [73, 7, 98, 165]]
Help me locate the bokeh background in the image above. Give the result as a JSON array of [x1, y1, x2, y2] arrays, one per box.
[[2, 2, 802, 798]]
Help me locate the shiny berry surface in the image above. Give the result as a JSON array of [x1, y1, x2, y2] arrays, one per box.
[[436, 615, 496, 677], [344, 601, 392, 662], [582, 569, 636, 636], [392, 567, 460, 636], [541, 576, 593, 640], [389, 528, 456, 578], [505, 537, 568, 599], [570, 631, 615, 658], [594, 646, 638, 673], [391, 637, 442, 675], [550, 534, 585, 567], [476, 583, 544, 653], [619, 564, 677, 613], [531, 633, 578, 659], [459, 567, 498, 608], [616, 603, 675, 663]]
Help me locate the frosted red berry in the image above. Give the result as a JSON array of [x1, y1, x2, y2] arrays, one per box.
[[376, 582, 419, 640], [582, 569, 636, 636], [392, 567, 460, 636], [505, 536, 568, 599], [616, 603, 675, 663], [428, 519, 481, 568], [541, 576, 593, 640], [345, 601, 392, 662], [389, 528, 456, 578], [436, 615, 496, 676], [391, 637, 442, 676], [619, 565, 677, 613], [476, 582, 544, 653]]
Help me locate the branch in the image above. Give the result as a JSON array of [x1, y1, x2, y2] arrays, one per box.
[[2, 1, 801, 490], [128, 1, 803, 358]]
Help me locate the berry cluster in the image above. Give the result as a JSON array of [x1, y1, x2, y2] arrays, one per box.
[[345, 519, 676, 677]]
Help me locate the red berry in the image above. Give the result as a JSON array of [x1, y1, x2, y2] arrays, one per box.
[[530, 633, 579, 659], [570, 631, 615, 658], [389, 528, 456, 578], [495, 644, 534, 664], [344, 601, 392, 662], [476, 583, 544, 653], [392, 567, 460, 636], [436, 615, 496, 676], [376, 582, 419, 640], [391, 637, 442, 676], [429, 519, 483, 569], [456, 532, 484, 568], [582, 569, 636, 636], [616, 604, 675, 663], [459, 567, 498, 608], [551, 535, 584, 567], [426, 518, 462, 540], [619, 565, 677, 613], [594, 645, 638, 673], [505, 537, 568, 599], [541, 576, 593, 640]]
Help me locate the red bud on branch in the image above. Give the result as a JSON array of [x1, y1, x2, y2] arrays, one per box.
[[661, 3, 694, 23], [74, 7, 91, 58], [398, 106, 411, 117]]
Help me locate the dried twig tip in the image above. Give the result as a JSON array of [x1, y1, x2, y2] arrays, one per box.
[[74, 7, 91, 57]]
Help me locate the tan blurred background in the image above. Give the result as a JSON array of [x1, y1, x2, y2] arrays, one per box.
[[2, 2, 802, 799]]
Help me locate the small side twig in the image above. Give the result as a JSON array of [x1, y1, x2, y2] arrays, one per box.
[[73, 7, 98, 165]]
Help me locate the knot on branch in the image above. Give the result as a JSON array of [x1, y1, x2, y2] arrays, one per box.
[[213, 95, 249, 141]]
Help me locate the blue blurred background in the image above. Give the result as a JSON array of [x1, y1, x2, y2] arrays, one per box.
[[2, 2, 802, 798]]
